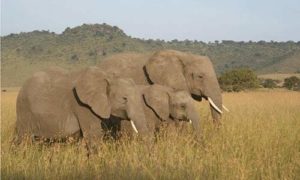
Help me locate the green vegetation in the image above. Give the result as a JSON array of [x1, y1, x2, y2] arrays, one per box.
[[2, 23, 300, 87], [283, 76, 300, 91], [260, 79, 278, 89], [258, 73, 300, 88], [218, 68, 259, 92]]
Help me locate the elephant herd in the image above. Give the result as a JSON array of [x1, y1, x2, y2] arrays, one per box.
[[15, 49, 226, 147]]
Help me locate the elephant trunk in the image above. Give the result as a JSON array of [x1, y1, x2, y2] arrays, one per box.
[[126, 95, 149, 136], [204, 75, 223, 124], [209, 97, 222, 124], [186, 102, 201, 136]]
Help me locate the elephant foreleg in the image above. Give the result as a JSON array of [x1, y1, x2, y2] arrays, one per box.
[[74, 105, 104, 153]]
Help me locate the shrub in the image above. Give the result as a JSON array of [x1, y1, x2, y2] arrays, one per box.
[[70, 54, 79, 62], [218, 68, 259, 92], [261, 79, 278, 89], [283, 76, 300, 91]]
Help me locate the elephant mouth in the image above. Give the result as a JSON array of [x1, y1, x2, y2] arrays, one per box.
[[179, 118, 190, 122], [171, 115, 190, 122], [191, 94, 202, 101], [192, 95, 225, 114]]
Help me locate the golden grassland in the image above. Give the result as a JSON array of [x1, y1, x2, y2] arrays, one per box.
[[1, 89, 300, 179]]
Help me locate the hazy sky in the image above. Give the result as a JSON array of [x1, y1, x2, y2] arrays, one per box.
[[1, 0, 300, 41]]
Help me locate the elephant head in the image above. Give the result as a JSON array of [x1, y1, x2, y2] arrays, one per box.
[[108, 78, 149, 135], [144, 50, 222, 123], [143, 85, 200, 134], [74, 67, 149, 135]]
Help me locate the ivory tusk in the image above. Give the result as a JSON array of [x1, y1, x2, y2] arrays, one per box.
[[189, 119, 192, 124], [208, 97, 223, 114], [222, 105, 229, 112], [130, 120, 139, 133]]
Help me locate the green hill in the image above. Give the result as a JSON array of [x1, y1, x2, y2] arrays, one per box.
[[2, 23, 300, 87]]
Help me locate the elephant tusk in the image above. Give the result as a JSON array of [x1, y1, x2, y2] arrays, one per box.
[[208, 97, 223, 114], [189, 119, 192, 124], [222, 105, 229, 112], [130, 120, 139, 133]]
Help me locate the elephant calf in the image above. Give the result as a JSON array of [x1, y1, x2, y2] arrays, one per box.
[[109, 84, 200, 139], [15, 66, 149, 147]]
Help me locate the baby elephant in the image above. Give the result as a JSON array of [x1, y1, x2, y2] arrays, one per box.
[[116, 84, 200, 138], [15, 66, 149, 147]]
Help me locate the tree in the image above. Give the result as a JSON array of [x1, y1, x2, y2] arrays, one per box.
[[218, 68, 259, 92], [283, 76, 300, 91]]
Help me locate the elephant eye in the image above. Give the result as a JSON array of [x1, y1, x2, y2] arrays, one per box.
[[122, 97, 127, 102], [198, 75, 203, 79], [180, 104, 186, 109]]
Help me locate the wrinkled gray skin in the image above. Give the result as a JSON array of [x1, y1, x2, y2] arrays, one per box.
[[15, 66, 148, 147], [106, 85, 200, 139], [98, 50, 222, 124]]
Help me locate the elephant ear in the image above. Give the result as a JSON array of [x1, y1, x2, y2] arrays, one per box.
[[74, 67, 111, 119], [145, 52, 189, 91], [143, 85, 170, 121]]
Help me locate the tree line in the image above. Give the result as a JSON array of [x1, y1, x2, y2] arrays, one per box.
[[218, 68, 300, 92]]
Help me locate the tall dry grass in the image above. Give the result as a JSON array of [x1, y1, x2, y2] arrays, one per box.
[[1, 90, 300, 179]]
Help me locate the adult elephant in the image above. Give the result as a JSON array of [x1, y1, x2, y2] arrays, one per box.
[[15, 66, 149, 148], [98, 50, 223, 124]]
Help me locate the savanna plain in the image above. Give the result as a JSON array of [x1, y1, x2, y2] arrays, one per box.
[[1, 89, 300, 179]]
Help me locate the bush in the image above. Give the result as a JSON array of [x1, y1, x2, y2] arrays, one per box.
[[261, 79, 278, 89], [218, 68, 259, 92], [70, 54, 79, 62], [283, 76, 300, 91]]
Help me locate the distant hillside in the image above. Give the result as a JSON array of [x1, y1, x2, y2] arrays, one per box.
[[2, 23, 300, 87]]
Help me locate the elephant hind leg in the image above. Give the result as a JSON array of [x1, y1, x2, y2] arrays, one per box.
[[15, 106, 37, 144]]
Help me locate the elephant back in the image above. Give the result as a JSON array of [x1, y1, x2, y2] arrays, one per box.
[[98, 53, 149, 85]]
